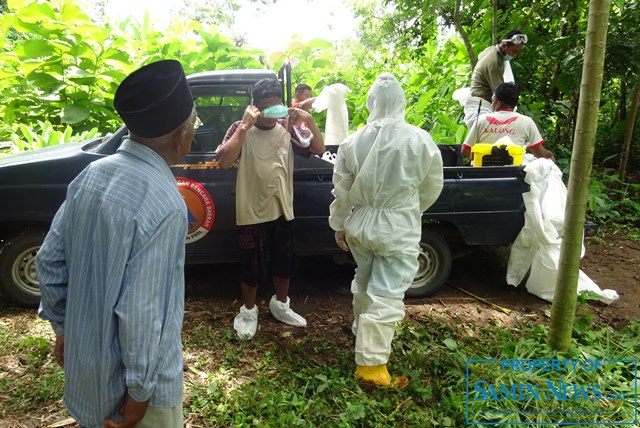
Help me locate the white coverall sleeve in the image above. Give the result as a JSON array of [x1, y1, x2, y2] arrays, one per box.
[[328, 144, 354, 231], [419, 150, 444, 212]]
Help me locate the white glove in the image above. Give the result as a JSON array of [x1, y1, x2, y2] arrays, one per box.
[[335, 230, 349, 252]]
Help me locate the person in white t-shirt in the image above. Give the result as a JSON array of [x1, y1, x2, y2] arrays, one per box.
[[462, 82, 555, 162]]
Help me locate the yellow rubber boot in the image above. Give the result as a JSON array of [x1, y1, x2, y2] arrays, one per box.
[[354, 364, 392, 387]]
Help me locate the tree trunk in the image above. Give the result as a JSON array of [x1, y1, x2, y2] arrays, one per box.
[[618, 79, 627, 121], [619, 78, 640, 181], [453, 0, 477, 69], [548, 0, 611, 352], [492, 0, 497, 44]]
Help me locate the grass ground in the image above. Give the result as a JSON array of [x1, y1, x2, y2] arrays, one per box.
[[0, 301, 638, 428]]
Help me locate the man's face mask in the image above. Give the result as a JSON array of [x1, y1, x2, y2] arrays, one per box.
[[504, 54, 514, 62], [262, 104, 289, 119]]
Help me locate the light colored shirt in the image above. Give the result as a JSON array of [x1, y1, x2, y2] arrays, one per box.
[[462, 110, 544, 150], [222, 121, 310, 226], [37, 139, 187, 428]]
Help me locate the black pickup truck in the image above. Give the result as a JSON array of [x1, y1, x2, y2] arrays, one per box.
[[0, 67, 530, 307]]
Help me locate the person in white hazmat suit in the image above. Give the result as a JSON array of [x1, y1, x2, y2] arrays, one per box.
[[329, 73, 444, 387]]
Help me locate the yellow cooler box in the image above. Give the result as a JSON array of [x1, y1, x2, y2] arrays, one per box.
[[471, 143, 525, 167]]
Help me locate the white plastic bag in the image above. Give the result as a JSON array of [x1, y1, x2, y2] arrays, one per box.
[[312, 83, 350, 145], [507, 159, 618, 304], [292, 121, 312, 148]]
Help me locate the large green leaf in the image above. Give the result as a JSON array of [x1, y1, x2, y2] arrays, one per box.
[[455, 123, 467, 144], [61, 105, 90, 124], [60, 1, 90, 22], [201, 32, 221, 52], [101, 48, 131, 64], [0, 14, 15, 50], [307, 38, 333, 49], [27, 71, 61, 90], [21, 40, 55, 58], [25, 0, 56, 20], [311, 59, 330, 68], [18, 60, 49, 77], [48, 38, 75, 53]]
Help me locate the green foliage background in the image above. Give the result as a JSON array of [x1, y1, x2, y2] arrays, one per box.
[[1, 0, 639, 222]]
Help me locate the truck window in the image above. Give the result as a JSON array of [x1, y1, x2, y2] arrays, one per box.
[[191, 85, 251, 152]]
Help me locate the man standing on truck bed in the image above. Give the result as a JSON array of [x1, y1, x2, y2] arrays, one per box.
[[292, 83, 316, 111], [329, 73, 443, 388], [216, 78, 325, 340], [37, 59, 195, 428], [464, 29, 528, 128], [462, 82, 555, 162]]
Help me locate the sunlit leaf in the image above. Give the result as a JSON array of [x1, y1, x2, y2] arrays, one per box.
[[102, 48, 131, 64], [60, 1, 91, 22], [286, 41, 306, 52], [200, 31, 221, 52], [312, 59, 330, 68], [21, 40, 55, 58], [7, 0, 31, 11], [443, 338, 457, 350], [307, 38, 332, 48]]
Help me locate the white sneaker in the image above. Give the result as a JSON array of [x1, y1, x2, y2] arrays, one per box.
[[268, 295, 307, 327], [234, 305, 258, 340]]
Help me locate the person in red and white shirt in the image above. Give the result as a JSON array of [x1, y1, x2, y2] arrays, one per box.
[[462, 82, 555, 162], [292, 83, 316, 111]]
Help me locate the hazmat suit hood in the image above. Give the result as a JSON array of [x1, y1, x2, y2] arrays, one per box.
[[329, 71, 444, 247], [366, 73, 406, 124]]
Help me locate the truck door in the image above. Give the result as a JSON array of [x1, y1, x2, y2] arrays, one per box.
[[171, 85, 251, 261]]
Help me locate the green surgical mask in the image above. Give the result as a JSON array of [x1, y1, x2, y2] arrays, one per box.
[[262, 104, 289, 118], [504, 54, 514, 62]]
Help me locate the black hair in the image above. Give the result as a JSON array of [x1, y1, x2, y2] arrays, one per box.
[[253, 78, 283, 105], [494, 82, 519, 108], [295, 84, 312, 92]]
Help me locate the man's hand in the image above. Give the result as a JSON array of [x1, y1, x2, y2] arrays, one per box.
[[335, 230, 349, 252], [102, 393, 149, 428], [531, 145, 556, 163], [53, 335, 64, 368], [288, 107, 313, 124], [240, 105, 260, 130]]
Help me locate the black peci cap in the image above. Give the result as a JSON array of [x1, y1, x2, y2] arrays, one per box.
[[114, 59, 194, 138]]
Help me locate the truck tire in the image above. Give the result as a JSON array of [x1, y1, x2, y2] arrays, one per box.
[[405, 230, 452, 298], [0, 229, 45, 308]]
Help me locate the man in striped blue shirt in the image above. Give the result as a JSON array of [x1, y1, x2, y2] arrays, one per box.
[[37, 60, 196, 428]]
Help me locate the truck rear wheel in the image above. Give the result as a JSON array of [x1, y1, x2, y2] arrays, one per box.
[[405, 230, 452, 298], [0, 229, 45, 308]]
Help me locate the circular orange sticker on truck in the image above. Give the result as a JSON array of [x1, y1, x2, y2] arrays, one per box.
[[176, 177, 215, 243]]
